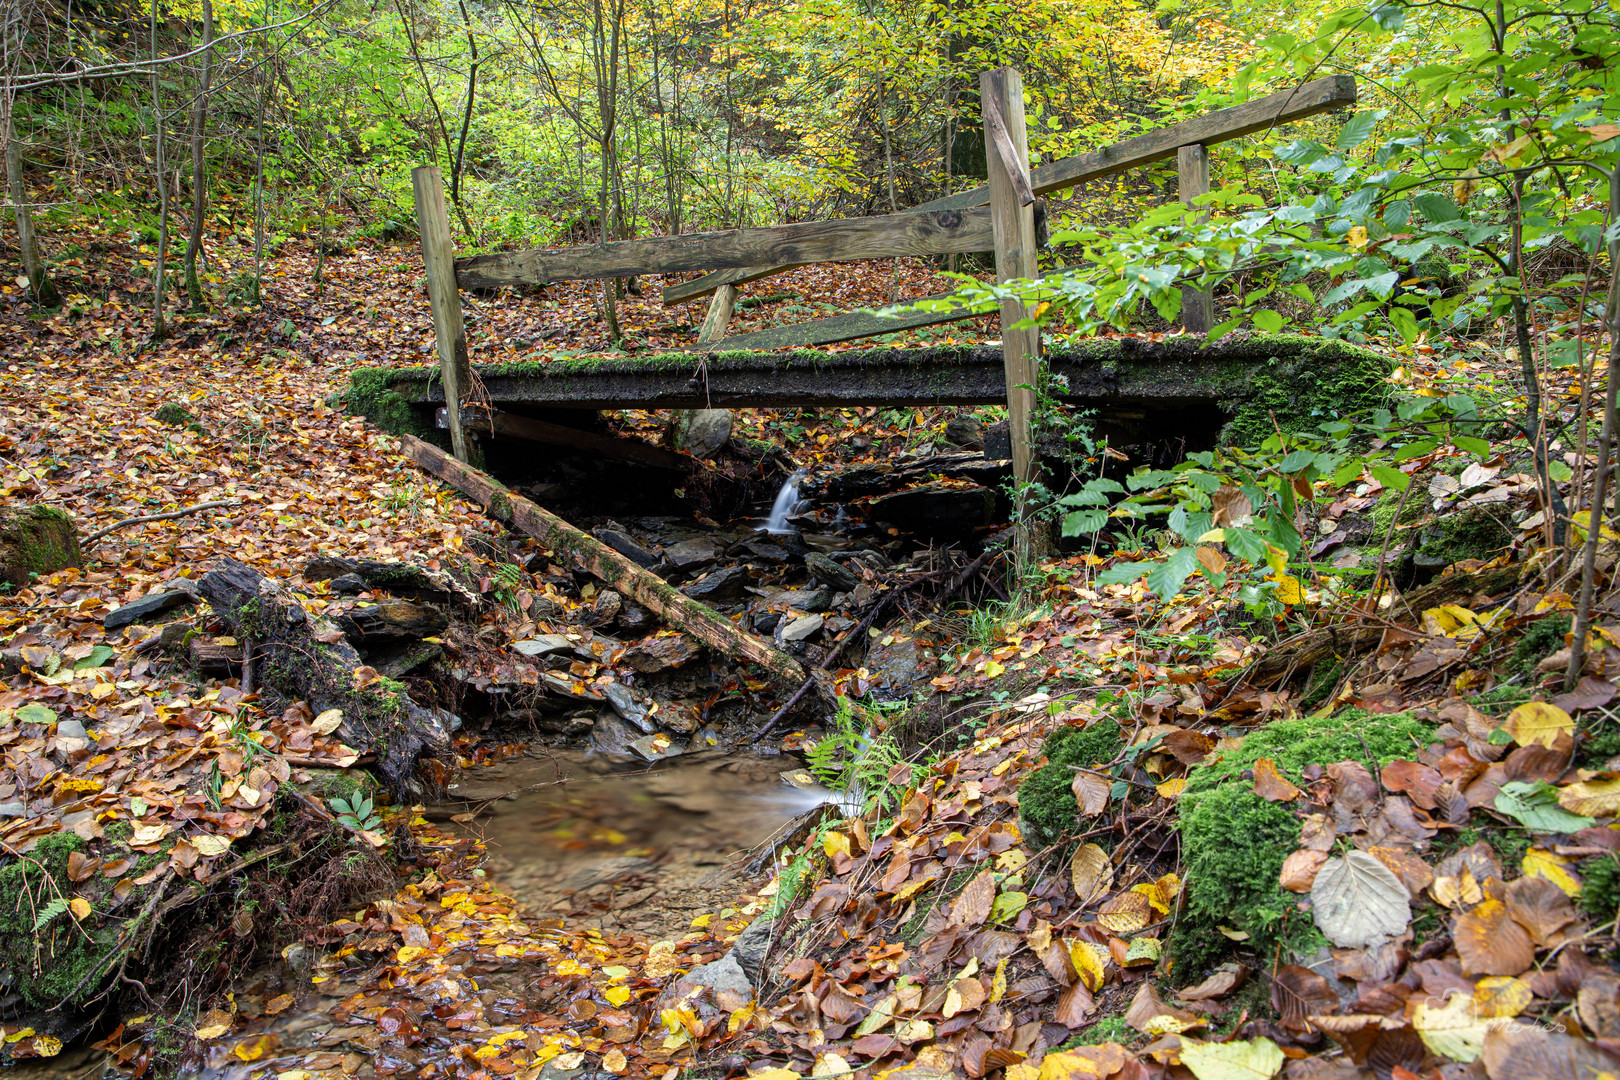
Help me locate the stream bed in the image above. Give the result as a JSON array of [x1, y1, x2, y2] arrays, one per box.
[[437, 747, 838, 939]]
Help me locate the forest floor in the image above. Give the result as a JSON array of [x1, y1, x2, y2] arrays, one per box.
[[2, 225, 1619, 1080]]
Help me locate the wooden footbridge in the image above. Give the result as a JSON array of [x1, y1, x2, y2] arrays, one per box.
[[397, 70, 1359, 496]]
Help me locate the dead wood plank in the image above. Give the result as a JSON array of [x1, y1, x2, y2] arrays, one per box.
[[710, 299, 982, 351], [455, 207, 995, 288], [982, 91, 1037, 208], [412, 166, 472, 462], [1178, 144, 1212, 334], [460, 406, 696, 471], [661, 76, 1356, 305], [398, 435, 811, 692], [697, 282, 738, 345]]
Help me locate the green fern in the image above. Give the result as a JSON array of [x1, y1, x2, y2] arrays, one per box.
[[33, 897, 68, 931]]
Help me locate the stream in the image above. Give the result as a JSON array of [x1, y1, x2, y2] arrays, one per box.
[[436, 747, 840, 938]]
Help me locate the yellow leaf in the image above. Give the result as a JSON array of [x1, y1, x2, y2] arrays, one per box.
[[1179, 1037, 1285, 1079], [602, 1049, 628, 1074], [68, 897, 92, 920], [984, 660, 1006, 679], [1155, 778, 1187, 798], [396, 945, 425, 964], [233, 1035, 276, 1063], [1412, 993, 1487, 1063], [1348, 225, 1368, 248], [194, 1009, 233, 1040], [1069, 843, 1113, 906], [823, 831, 851, 859], [30, 1035, 62, 1058], [1503, 702, 1574, 749], [1558, 777, 1620, 817], [1068, 939, 1108, 992], [1273, 575, 1305, 606], [1522, 847, 1582, 896], [604, 985, 632, 1006], [1473, 976, 1531, 1018], [990, 957, 1008, 1003]]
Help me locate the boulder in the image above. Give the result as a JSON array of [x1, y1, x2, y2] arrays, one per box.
[[733, 918, 775, 985], [602, 682, 654, 733], [0, 505, 82, 587], [681, 565, 751, 603], [623, 634, 698, 674], [779, 614, 824, 643], [866, 631, 938, 695], [683, 952, 752, 997], [672, 409, 734, 458], [586, 589, 623, 627], [664, 537, 723, 571], [103, 588, 194, 630], [591, 712, 643, 755], [805, 552, 858, 593], [942, 414, 986, 449]]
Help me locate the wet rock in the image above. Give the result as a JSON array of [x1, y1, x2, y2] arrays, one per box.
[[623, 634, 698, 674], [943, 414, 986, 449], [805, 552, 858, 592], [788, 588, 831, 613], [664, 537, 723, 571], [672, 409, 734, 458], [354, 561, 454, 603], [591, 712, 643, 755], [630, 732, 684, 762], [658, 702, 701, 734], [56, 719, 87, 741], [688, 725, 723, 752], [733, 538, 791, 562], [866, 631, 938, 695], [160, 620, 196, 648], [513, 634, 575, 658], [0, 801, 24, 818], [602, 682, 655, 733], [681, 565, 751, 603], [594, 527, 659, 570], [586, 589, 623, 627], [103, 588, 194, 629], [378, 641, 442, 679], [733, 918, 775, 985], [847, 549, 889, 573], [869, 483, 997, 536], [753, 612, 782, 635], [339, 599, 449, 643], [618, 602, 654, 632], [1, 505, 82, 588], [779, 614, 824, 643]]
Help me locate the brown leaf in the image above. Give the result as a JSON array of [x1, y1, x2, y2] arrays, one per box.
[[1096, 890, 1152, 934], [1504, 874, 1575, 947], [1069, 843, 1113, 906], [1052, 979, 1094, 1029], [1211, 485, 1253, 527], [1280, 849, 1329, 893], [1270, 965, 1340, 1032], [949, 869, 996, 929], [1455, 897, 1537, 977], [1070, 770, 1111, 817], [1368, 846, 1435, 897], [1178, 964, 1248, 1002], [1553, 676, 1617, 714], [1161, 729, 1215, 765], [1482, 1019, 1619, 1079], [1577, 972, 1620, 1040], [1380, 759, 1442, 809], [66, 851, 101, 883], [1123, 980, 1202, 1034], [1252, 757, 1302, 802]]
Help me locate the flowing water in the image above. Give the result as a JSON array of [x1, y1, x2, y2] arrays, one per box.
[[438, 748, 840, 937], [762, 470, 807, 534]]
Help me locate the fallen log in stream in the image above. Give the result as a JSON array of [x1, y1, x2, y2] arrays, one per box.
[[398, 434, 816, 695]]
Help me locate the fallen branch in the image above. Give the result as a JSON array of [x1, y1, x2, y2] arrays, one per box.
[[84, 500, 238, 545], [398, 434, 811, 692]]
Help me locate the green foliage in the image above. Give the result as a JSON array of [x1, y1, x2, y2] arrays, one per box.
[[1510, 614, 1571, 682], [1580, 855, 1620, 928], [330, 792, 382, 832], [1184, 709, 1436, 796], [0, 832, 119, 1007], [807, 697, 914, 816], [1017, 719, 1124, 852]]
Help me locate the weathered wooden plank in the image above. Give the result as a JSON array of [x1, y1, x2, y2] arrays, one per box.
[[711, 296, 985, 351], [399, 435, 812, 693], [1178, 144, 1212, 334], [697, 283, 738, 346], [660, 75, 1356, 305], [456, 207, 995, 288], [983, 91, 1036, 208], [412, 165, 472, 462]]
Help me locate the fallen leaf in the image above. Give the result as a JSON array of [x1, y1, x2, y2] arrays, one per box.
[[1252, 758, 1302, 802], [1503, 702, 1574, 749], [1070, 843, 1113, 906], [1179, 1036, 1285, 1080], [1413, 992, 1488, 1062], [1311, 850, 1411, 948], [1279, 849, 1328, 893], [1070, 770, 1111, 816], [949, 869, 996, 928], [1454, 897, 1536, 977]]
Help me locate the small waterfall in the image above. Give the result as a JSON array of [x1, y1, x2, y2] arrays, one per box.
[[763, 470, 807, 534]]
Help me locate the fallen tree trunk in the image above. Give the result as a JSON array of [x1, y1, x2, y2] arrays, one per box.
[[398, 435, 812, 692], [198, 557, 456, 798]]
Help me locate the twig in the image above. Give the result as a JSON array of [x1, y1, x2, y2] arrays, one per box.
[[84, 500, 239, 545]]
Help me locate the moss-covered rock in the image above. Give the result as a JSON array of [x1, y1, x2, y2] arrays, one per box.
[[1213, 336, 1393, 446], [154, 402, 206, 434], [1018, 719, 1125, 852], [1415, 505, 1513, 565], [1171, 709, 1437, 977], [0, 832, 122, 1008], [0, 504, 83, 588]]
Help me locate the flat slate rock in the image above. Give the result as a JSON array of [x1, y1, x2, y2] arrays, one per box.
[[805, 552, 858, 593], [602, 682, 654, 733], [680, 564, 751, 602], [780, 614, 824, 643], [513, 634, 576, 658], [104, 589, 195, 629], [594, 527, 659, 570], [622, 634, 698, 674], [664, 537, 724, 570]]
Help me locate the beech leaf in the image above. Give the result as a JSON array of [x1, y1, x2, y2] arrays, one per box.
[[1310, 850, 1411, 948]]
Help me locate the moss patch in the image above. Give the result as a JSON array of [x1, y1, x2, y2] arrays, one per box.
[[1416, 506, 1513, 564], [1510, 614, 1570, 683], [0, 504, 83, 588], [1018, 720, 1125, 852], [1171, 709, 1437, 977], [1213, 336, 1392, 446], [1580, 855, 1620, 927], [343, 369, 432, 438], [0, 832, 123, 1008], [154, 402, 206, 434]]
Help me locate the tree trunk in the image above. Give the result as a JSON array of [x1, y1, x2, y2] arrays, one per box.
[[183, 0, 214, 309], [4, 116, 60, 307], [250, 0, 268, 307], [151, 0, 169, 338]]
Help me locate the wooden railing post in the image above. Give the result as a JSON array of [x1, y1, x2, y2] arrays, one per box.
[[1178, 144, 1212, 335], [697, 282, 738, 347], [981, 66, 1044, 563], [411, 165, 472, 463]]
